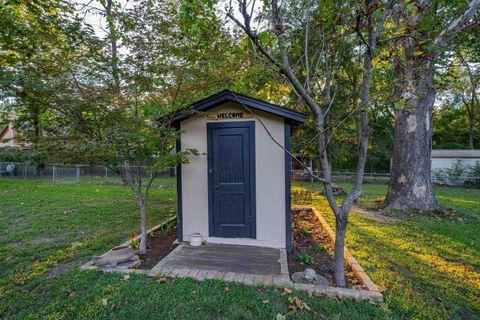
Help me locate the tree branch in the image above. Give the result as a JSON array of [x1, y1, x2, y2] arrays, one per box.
[[435, 0, 480, 45]]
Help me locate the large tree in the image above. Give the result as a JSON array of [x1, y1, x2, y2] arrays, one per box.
[[1, 0, 258, 254], [384, 0, 480, 210]]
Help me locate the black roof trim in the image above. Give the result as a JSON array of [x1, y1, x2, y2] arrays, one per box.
[[177, 89, 306, 124]]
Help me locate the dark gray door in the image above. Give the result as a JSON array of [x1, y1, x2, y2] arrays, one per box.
[[207, 121, 256, 238]]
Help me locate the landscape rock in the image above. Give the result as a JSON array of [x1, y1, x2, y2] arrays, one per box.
[[114, 257, 140, 270], [92, 246, 137, 267], [304, 268, 316, 281], [312, 274, 329, 286], [318, 184, 347, 196], [292, 272, 305, 282], [291, 269, 329, 286]]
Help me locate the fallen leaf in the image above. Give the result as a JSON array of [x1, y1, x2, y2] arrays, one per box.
[[276, 313, 286, 320], [102, 298, 108, 306], [224, 287, 230, 292], [283, 287, 292, 294], [123, 275, 130, 280], [68, 291, 76, 298], [288, 296, 312, 312], [262, 299, 269, 304]]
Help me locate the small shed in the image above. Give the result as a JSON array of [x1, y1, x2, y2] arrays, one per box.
[[174, 90, 306, 251], [431, 149, 480, 171]]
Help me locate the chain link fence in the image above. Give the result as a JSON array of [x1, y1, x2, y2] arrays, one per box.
[[292, 170, 480, 188], [0, 162, 176, 187], [2, 162, 479, 188]]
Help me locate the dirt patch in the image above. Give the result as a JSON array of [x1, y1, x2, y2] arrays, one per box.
[[6, 242, 23, 248], [44, 258, 83, 278], [138, 223, 178, 270], [29, 237, 55, 245], [288, 208, 364, 289], [353, 207, 402, 223], [354, 199, 461, 222]]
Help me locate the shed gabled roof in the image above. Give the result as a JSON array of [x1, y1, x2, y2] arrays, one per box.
[[177, 89, 307, 125], [431, 149, 480, 158]]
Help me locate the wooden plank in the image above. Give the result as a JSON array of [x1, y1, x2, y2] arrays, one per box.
[[161, 244, 283, 275]]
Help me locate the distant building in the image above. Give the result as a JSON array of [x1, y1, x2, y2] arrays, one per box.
[[0, 123, 19, 148], [431, 149, 480, 171], [291, 154, 312, 171]]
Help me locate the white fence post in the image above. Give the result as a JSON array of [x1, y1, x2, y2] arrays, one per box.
[[52, 166, 56, 183], [76, 165, 80, 184]]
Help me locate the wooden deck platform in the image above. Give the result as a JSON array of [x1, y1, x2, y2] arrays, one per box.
[[163, 244, 281, 274], [149, 243, 290, 286]]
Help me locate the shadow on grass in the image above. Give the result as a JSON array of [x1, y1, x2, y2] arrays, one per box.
[[309, 195, 480, 320]]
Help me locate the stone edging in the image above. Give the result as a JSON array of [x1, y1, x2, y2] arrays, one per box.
[[292, 206, 383, 303], [80, 215, 177, 273]]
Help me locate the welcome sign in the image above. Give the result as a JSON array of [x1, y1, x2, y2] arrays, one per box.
[[207, 112, 254, 120]]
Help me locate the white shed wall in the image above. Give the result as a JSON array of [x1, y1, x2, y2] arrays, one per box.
[[180, 102, 286, 248], [431, 158, 480, 171]]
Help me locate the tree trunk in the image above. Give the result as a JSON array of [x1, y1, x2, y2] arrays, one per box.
[[385, 57, 438, 210], [139, 198, 147, 254], [468, 93, 476, 149], [386, 0, 480, 209], [333, 213, 347, 287], [469, 108, 474, 149]]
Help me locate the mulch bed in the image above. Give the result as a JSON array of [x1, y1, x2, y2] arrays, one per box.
[[288, 208, 365, 289], [138, 222, 178, 270]]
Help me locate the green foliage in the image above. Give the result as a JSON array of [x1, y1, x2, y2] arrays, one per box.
[[448, 160, 468, 178], [435, 142, 469, 150], [466, 160, 480, 187], [433, 107, 480, 149], [294, 253, 315, 266], [298, 226, 311, 237], [297, 181, 480, 318], [0, 180, 388, 319], [310, 243, 326, 253], [129, 238, 140, 250], [470, 160, 480, 177], [1, 180, 479, 318], [159, 219, 176, 235]]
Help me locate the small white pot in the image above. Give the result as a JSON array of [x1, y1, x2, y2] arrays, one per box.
[[190, 233, 203, 247]]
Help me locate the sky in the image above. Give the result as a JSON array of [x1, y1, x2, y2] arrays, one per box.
[[74, 0, 263, 39]]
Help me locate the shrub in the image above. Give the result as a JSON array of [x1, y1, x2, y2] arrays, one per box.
[[467, 160, 480, 186], [299, 226, 311, 236], [447, 160, 467, 178], [434, 142, 469, 149], [294, 253, 314, 265], [159, 220, 175, 234], [310, 243, 326, 253]]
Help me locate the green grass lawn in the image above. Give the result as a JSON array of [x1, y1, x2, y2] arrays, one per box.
[[0, 179, 384, 320], [297, 181, 480, 319], [0, 179, 479, 319]]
